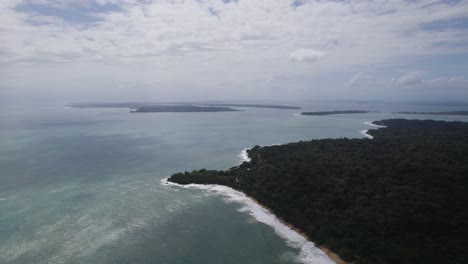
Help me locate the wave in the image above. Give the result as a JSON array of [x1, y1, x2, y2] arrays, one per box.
[[360, 121, 386, 139], [363, 121, 386, 128], [161, 178, 335, 264], [359, 129, 373, 139], [0, 195, 14, 201], [238, 143, 282, 164], [238, 148, 252, 163]]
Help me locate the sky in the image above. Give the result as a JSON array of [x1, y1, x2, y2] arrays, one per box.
[[1, 0, 468, 104]]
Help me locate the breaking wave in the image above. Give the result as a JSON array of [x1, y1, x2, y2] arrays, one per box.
[[161, 178, 335, 264]]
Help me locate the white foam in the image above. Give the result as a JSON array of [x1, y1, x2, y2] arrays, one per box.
[[359, 129, 373, 139], [293, 113, 301, 117], [239, 148, 252, 163], [238, 143, 282, 164], [360, 121, 387, 139], [363, 121, 386, 128], [0, 195, 14, 201], [161, 178, 336, 264]]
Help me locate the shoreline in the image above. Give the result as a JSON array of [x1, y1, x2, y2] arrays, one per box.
[[163, 134, 376, 263], [165, 125, 384, 263], [359, 129, 373, 139], [360, 120, 386, 139], [161, 178, 348, 264], [242, 192, 349, 264]]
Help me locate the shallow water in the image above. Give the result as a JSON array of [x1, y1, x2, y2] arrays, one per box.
[[1, 102, 467, 264]]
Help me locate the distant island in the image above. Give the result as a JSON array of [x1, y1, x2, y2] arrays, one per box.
[[168, 119, 468, 264], [203, 103, 302, 109], [68, 102, 302, 110], [301, 110, 376, 116], [131, 105, 241, 113], [394, 111, 468, 116]]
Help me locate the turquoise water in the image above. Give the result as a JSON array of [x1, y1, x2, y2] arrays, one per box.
[[1, 103, 467, 264]]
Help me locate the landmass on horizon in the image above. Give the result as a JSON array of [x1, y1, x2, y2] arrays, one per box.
[[130, 105, 240, 113], [167, 119, 468, 264], [301, 110, 377, 116], [67, 102, 302, 111]]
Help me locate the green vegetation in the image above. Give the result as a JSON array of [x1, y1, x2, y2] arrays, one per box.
[[168, 119, 468, 264], [394, 111, 468, 116], [301, 110, 375, 115]]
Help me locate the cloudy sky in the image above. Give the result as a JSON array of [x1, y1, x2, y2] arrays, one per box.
[[1, 0, 468, 103]]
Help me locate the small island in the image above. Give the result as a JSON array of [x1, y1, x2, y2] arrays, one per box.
[[394, 110, 468, 116], [131, 105, 241, 113], [301, 110, 376, 116], [204, 103, 302, 109], [68, 102, 302, 110], [168, 119, 468, 264]]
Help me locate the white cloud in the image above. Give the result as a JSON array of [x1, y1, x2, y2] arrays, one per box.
[[396, 71, 425, 86], [1, 0, 468, 102], [345, 72, 377, 87], [3, 0, 468, 65], [425, 76, 468, 90], [289, 49, 325, 62]]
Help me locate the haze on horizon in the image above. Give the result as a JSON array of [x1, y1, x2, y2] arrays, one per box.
[[1, 0, 468, 105]]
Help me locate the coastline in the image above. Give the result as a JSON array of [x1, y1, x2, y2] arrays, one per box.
[[162, 119, 468, 264], [161, 177, 347, 264], [360, 120, 386, 139], [359, 129, 373, 139], [238, 148, 252, 162], [165, 127, 385, 263], [243, 192, 349, 264]]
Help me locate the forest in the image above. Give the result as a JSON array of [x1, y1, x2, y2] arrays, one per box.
[[168, 119, 468, 264]]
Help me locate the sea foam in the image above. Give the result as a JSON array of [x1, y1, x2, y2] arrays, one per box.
[[359, 129, 373, 139], [363, 121, 386, 128], [360, 121, 386, 139], [238, 144, 281, 164], [238, 148, 252, 162], [0, 195, 14, 201], [161, 178, 335, 264]]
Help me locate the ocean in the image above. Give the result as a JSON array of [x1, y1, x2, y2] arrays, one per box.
[[1, 102, 467, 264]]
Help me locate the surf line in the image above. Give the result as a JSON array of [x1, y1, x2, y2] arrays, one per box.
[[161, 178, 338, 264], [360, 121, 386, 139]]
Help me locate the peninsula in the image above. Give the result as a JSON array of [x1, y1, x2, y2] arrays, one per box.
[[131, 105, 240, 113], [204, 103, 302, 109], [68, 102, 302, 110], [301, 110, 375, 116], [168, 119, 468, 264]]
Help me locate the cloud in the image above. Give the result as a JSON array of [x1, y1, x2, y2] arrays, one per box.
[[425, 76, 468, 90], [1, 0, 468, 103], [396, 71, 425, 86], [345, 71, 468, 92], [345, 72, 377, 87], [289, 49, 325, 62], [4, 0, 468, 65]]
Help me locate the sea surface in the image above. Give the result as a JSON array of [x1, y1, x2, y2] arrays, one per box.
[[1, 101, 467, 264]]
